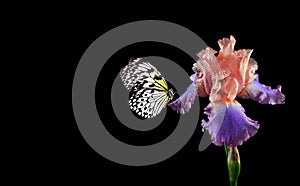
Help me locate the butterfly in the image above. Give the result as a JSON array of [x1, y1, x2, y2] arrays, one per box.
[[120, 57, 175, 119]]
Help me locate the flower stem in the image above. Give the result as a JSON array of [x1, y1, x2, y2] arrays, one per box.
[[230, 179, 238, 186], [225, 144, 241, 186], [224, 142, 229, 157]]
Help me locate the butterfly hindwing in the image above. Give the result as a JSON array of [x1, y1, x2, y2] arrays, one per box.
[[129, 81, 172, 119]]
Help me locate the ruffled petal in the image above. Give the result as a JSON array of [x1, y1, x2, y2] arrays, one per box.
[[238, 76, 285, 105], [190, 72, 209, 97], [217, 35, 236, 56], [168, 83, 198, 114], [201, 101, 259, 147]]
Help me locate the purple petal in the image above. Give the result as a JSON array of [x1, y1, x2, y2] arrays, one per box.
[[168, 83, 198, 114], [238, 76, 285, 105], [201, 101, 259, 147]]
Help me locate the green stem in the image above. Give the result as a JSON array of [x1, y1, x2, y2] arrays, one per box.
[[224, 142, 229, 157], [225, 144, 241, 186], [230, 180, 238, 186]]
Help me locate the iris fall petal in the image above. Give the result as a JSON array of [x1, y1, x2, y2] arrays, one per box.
[[202, 101, 259, 147], [168, 83, 198, 114], [239, 77, 285, 105]]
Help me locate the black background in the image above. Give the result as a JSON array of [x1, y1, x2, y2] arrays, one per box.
[[25, 3, 297, 186]]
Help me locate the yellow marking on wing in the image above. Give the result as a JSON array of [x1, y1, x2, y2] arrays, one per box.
[[154, 77, 169, 91]]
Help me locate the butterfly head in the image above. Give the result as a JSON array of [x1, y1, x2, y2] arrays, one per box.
[[168, 88, 175, 100]]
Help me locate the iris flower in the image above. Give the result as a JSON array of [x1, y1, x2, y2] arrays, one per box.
[[168, 35, 285, 185], [169, 35, 285, 147]]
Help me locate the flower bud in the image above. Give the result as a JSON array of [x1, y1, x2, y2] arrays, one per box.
[[227, 147, 240, 186]]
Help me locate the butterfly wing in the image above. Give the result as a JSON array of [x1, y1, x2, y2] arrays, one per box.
[[129, 78, 174, 119], [120, 58, 175, 119], [120, 58, 161, 90]]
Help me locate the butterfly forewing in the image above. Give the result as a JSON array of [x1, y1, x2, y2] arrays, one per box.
[[120, 58, 161, 90]]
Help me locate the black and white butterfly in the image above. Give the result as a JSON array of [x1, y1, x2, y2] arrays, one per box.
[[120, 57, 175, 119]]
